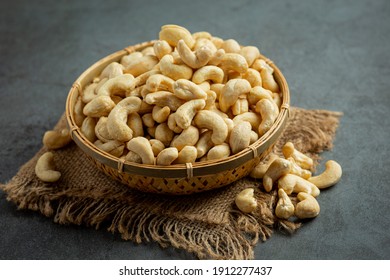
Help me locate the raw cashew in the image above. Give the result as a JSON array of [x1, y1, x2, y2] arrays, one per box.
[[219, 53, 248, 73], [249, 130, 259, 144], [94, 140, 125, 157], [159, 24, 195, 48], [170, 125, 199, 151], [149, 139, 166, 157], [123, 55, 159, 77], [153, 40, 172, 60], [252, 58, 274, 74], [83, 95, 115, 118], [100, 62, 124, 80], [275, 189, 295, 219], [278, 174, 320, 197], [159, 54, 193, 80], [35, 152, 61, 182], [295, 192, 320, 219], [95, 117, 113, 142], [235, 188, 257, 213], [155, 122, 175, 146], [97, 74, 135, 97], [192, 31, 212, 40], [192, 65, 224, 84], [231, 98, 249, 115], [174, 145, 198, 164], [219, 79, 251, 112], [73, 97, 85, 126], [173, 79, 207, 100], [82, 82, 99, 104], [222, 39, 241, 53], [256, 98, 279, 136], [107, 96, 142, 142], [232, 112, 262, 131], [167, 112, 183, 133], [308, 160, 342, 189], [263, 158, 292, 192], [43, 129, 72, 150], [177, 39, 213, 68], [125, 150, 142, 164], [287, 157, 312, 179], [141, 113, 155, 128], [146, 74, 174, 92], [207, 143, 230, 161], [80, 117, 97, 143], [127, 112, 144, 137], [239, 46, 260, 67], [120, 52, 143, 69], [282, 142, 314, 170], [249, 153, 279, 179], [132, 69, 161, 89], [195, 130, 214, 159], [248, 86, 273, 105], [261, 67, 280, 93], [144, 91, 185, 111], [156, 147, 178, 166], [175, 99, 206, 129], [193, 110, 228, 145], [193, 37, 217, 53], [208, 49, 225, 66], [152, 105, 171, 123], [127, 137, 155, 165], [242, 68, 262, 87], [141, 46, 155, 56], [229, 121, 252, 154]]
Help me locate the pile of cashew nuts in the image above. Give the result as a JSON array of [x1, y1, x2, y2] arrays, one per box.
[[235, 141, 342, 220]]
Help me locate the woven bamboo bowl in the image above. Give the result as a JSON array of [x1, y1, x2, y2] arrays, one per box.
[[65, 41, 290, 195]]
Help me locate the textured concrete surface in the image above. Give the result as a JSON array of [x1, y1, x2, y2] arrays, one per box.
[[1, 0, 389, 259]]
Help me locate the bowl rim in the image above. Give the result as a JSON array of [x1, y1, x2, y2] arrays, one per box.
[[65, 40, 290, 179]]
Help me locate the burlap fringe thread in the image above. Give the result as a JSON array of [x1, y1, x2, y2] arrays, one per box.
[[0, 107, 342, 260]]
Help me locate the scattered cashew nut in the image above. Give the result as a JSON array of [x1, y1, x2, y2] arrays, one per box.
[[235, 188, 257, 213], [35, 152, 61, 183], [308, 160, 342, 189], [275, 188, 295, 219], [43, 129, 72, 150], [295, 192, 320, 219]]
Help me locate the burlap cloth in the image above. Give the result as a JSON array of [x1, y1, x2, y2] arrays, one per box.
[[0, 107, 342, 260]]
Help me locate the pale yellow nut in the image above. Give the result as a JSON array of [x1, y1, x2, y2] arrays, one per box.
[[252, 58, 274, 74], [127, 137, 155, 165], [81, 82, 99, 104], [221, 39, 241, 53], [255, 98, 279, 136], [275, 189, 295, 220], [229, 121, 252, 154], [278, 174, 320, 197], [127, 112, 144, 137], [125, 150, 142, 164], [235, 188, 257, 213], [152, 105, 171, 123], [83, 95, 116, 118], [80, 117, 97, 143], [232, 112, 262, 131], [231, 98, 249, 115], [149, 139, 166, 157], [174, 145, 198, 164], [210, 36, 224, 49], [132, 69, 161, 89], [170, 125, 199, 151], [158, 54, 193, 81], [100, 62, 124, 80], [141, 46, 155, 56], [207, 49, 225, 66], [308, 160, 342, 189], [141, 113, 155, 128], [95, 117, 113, 142], [120, 52, 143, 69], [239, 46, 261, 67], [287, 157, 312, 179], [173, 79, 207, 100], [73, 97, 85, 126], [249, 153, 279, 179], [192, 65, 224, 84], [261, 67, 280, 93], [167, 112, 183, 134], [242, 68, 262, 88], [219, 53, 248, 73], [43, 129, 72, 150], [153, 40, 173, 60], [195, 130, 214, 159], [97, 74, 135, 97], [282, 142, 314, 170], [159, 24, 195, 48], [247, 86, 273, 105], [193, 110, 228, 145], [138, 100, 154, 114], [219, 79, 251, 112], [177, 39, 213, 69], [207, 143, 231, 161], [295, 192, 320, 219], [193, 38, 217, 53], [156, 147, 179, 166], [94, 140, 125, 157], [204, 90, 228, 118], [192, 31, 212, 40], [175, 99, 206, 130], [155, 122, 175, 147], [123, 55, 159, 77], [35, 152, 61, 183], [249, 130, 259, 144], [263, 158, 292, 192], [106, 96, 142, 142], [144, 91, 185, 111], [145, 74, 175, 92]]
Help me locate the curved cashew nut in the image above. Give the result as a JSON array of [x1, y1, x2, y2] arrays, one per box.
[[232, 112, 262, 131], [249, 153, 279, 179], [261, 67, 280, 93], [287, 157, 312, 179], [81, 117, 97, 143], [146, 74, 175, 92], [247, 86, 273, 105], [132, 69, 161, 89], [167, 112, 183, 134], [219, 53, 248, 73], [175, 99, 206, 129], [192, 65, 224, 84], [156, 147, 179, 166], [153, 40, 173, 60], [192, 31, 212, 40], [275, 188, 295, 219], [249, 130, 259, 144], [159, 24, 195, 48], [229, 121, 252, 154], [174, 145, 198, 164], [73, 97, 85, 126], [149, 139, 165, 157], [94, 140, 125, 157], [120, 52, 143, 68], [170, 125, 199, 151], [177, 39, 213, 69], [308, 160, 342, 189], [95, 117, 113, 142], [107, 96, 142, 142], [256, 98, 279, 136], [295, 192, 320, 219], [207, 48, 225, 66], [35, 152, 61, 182], [83, 95, 116, 118], [231, 98, 249, 115], [235, 188, 257, 213], [282, 142, 314, 170], [43, 129, 72, 150], [173, 79, 207, 100], [82, 82, 98, 104], [193, 110, 228, 145], [195, 130, 214, 159], [263, 158, 292, 192], [278, 174, 320, 197], [127, 112, 144, 137], [97, 74, 136, 97], [144, 91, 185, 111], [123, 55, 159, 77], [100, 62, 124, 80], [219, 79, 251, 112], [239, 46, 260, 67], [152, 105, 171, 123], [222, 39, 241, 53], [155, 122, 175, 146], [126, 137, 155, 165], [125, 150, 142, 164], [242, 68, 262, 88], [207, 143, 231, 161], [160, 54, 193, 80]]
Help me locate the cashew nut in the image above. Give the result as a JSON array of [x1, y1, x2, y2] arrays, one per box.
[[229, 121, 252, 154], [275, 189, 295, 219], [255, 98, 279, 136], [153, 40, 173, 60], [127, 112, 144, 137], [152, 105, 171, 123], [173, 79, 207, 100], [260, 67, 280, 93], [219, 53, 248, 73], [149, 139, 166, 157], [247, 86, 273, 105], [127, 136, 155, 165], [159, 24, 195, 48], [222, 39, 241, 53], [174, 145, 198, 164], [175, 99, 206, 129], [107, 96, 142, 142], [235, 188, 257, 213], [219, 79, 251, 112], [123, 55, 159, 77], [94, 140, 125, 157], [249, 153, 279, 179], [94, 117, 113, 142], [295, 192, 320, 219], [231, 98, 249, 115], [144, 91, 185, 111], [232, 112, 262, 131], [208, 48, 225, 66], [263, 158, 292, 192], [249, 130, 259, 144], [73, 97, 85, 126], [308, 160, 342, 189], [160, 54, 193, 80], [100, 62, 124, 80], [207, 143, 230, 161], [195, 130, 214, 159], [170, 125, 199, 151], [177, 39, 213, 68], [167, 112, 183, 134], [242, 68, 262, 88], [193, 110, 228, 144], [120, 52, 143, 69], [282, 142, 314, 170], [192, 65, 224, 84], [83, 95, 115, 118], [156, 147, 179, 166], [278, 174, 320, 197], [145, 74, 174, 92], [80, 117, 97, 143], [35, 152, 61, 182], [97, 74, 135, 97], [155, 122, 175, 146], [287, 157, 312, 179], [43, 129, 72, 150], [239, 46, 261, 67], [141, 113, 155, 128], [125, 150, 142, 164]]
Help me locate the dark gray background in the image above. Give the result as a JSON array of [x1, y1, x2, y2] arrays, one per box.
[[1, 0, 389, 260]]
